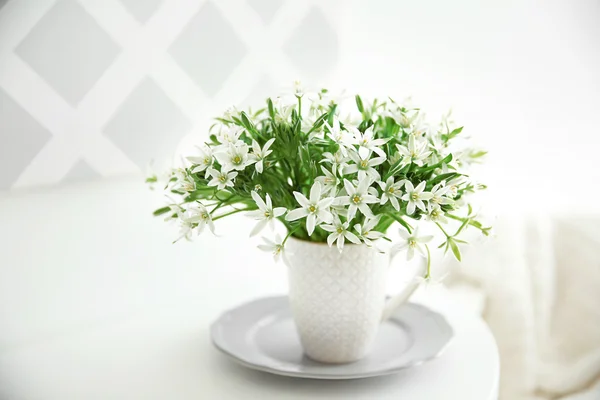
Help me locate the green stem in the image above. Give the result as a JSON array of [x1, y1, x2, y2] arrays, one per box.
[[212, 208, 249, 221], [282, 225, 301, 245], [435, 222, 451, 238], [446, 213, 487, 232], [386, 212, 413, 234], [424, 244, 431, 279]]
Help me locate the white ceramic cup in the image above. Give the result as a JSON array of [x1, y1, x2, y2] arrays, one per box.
[[286, 237, 423, 364]]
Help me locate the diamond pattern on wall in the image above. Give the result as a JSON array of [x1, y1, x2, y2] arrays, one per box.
[[0, 89, 52, 189], [241, 74, 276, 110], [247, 0, 284, 24], [61, 160, 100, 184], [119, 0, 163, 24], [103, 78, 192, 168], [284, 7, 338, 81], [0, 0, 342, 190], [169, 1, 248, 97], [14, 0, 121, 106]]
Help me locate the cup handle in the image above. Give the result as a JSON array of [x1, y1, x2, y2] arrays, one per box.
[[380, 246, 426, 322]]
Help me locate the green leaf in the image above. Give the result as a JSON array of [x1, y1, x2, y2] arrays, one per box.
[[306, 113, 329, 135], [442, 126, 463, 142], [420, 154, 453, 174], [327, 104, 337, 125], [449, 239, 462, 261], [387, 213, 412, 234], [454, 218, 470, 236], [429, 172, 460, 186], [240, 111, 257, 134], [267, 98, 275, 119], [355, 95, 364, 113], [153, 206, 171, 217], [470, 150, 487, 158]]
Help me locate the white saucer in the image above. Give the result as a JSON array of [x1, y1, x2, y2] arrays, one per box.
[[210, 296, 453, 379]]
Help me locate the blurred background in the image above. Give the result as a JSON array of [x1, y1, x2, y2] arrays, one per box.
[[0, 0, 599, 399]]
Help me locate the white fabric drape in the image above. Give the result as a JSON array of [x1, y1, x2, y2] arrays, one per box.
[[446, 214, 600, 400]]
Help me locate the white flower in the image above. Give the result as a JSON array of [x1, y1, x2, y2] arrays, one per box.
[[386, 106, 418, 130], [258, 234, 289, 265], [395, 136, 431, 167], [274, 96, 296, 122], [344, 150, 385, 181], [247, 191, 287, 236], [173, 169, 196, 192], [321, 216, 361, 252], [164, 203, 183, 222], [348, 126, 389, 158], [184, 203, 215, 236], [222, 105, 239, 120], [337, 178, 379, 220], [430, 183, 454, 206], [401, 181, 433, 215], [214, 142, 253, 171], [250, 138, 275, 173], [354, 217, 385, 248], [324, 118, 356, 156], [427, 134, 447, 164], [321, 150, 350, 172], [315, 165, 339, 195], [389, 150, 402, 166], [175, 220, 194, 242], [293, 79, 305, 97], [207, 168, 237, 191], [286, 182, 334, 235], [188, 145, 213, 176], [378, 176, 405, 211], [425, 204, 448, 223], [395, 226, 433, 260], [445, 177, 466, 198], [216, 125, 244, 145]]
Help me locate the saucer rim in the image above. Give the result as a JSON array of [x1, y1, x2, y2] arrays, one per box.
[[210, 296, 454, 380]]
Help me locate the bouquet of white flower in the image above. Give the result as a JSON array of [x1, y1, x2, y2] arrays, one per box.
[[150, 84, 490, 276]]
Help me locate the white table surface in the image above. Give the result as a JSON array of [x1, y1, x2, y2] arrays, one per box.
[[0, 177, 499, 400]]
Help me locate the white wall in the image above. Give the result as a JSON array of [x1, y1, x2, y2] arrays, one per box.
[[2, 0, 599, 213], [337, 0, 600, 212]]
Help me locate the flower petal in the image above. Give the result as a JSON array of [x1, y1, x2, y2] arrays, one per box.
[[321, 224, 336, 232], [337, 234, 345, 252], [358, 202, 374, 218], [317, 210, 333, 224], [345, 231, 362, 245], [362, 195, 379, 204], [293, 192, 310, 208], [273, 207, 287, 217], [327, 233, 337, 247], [285, 208, 308, 221], [251, 191, 267, 210], [343, 179, 355, 195], [347, 205, 357, 221], [317, 197, 334, 209], [250, 219, 268, 237], [306, 214, 316, 235], [310, 182, 322, 203], [390, 196, 400, 211]]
